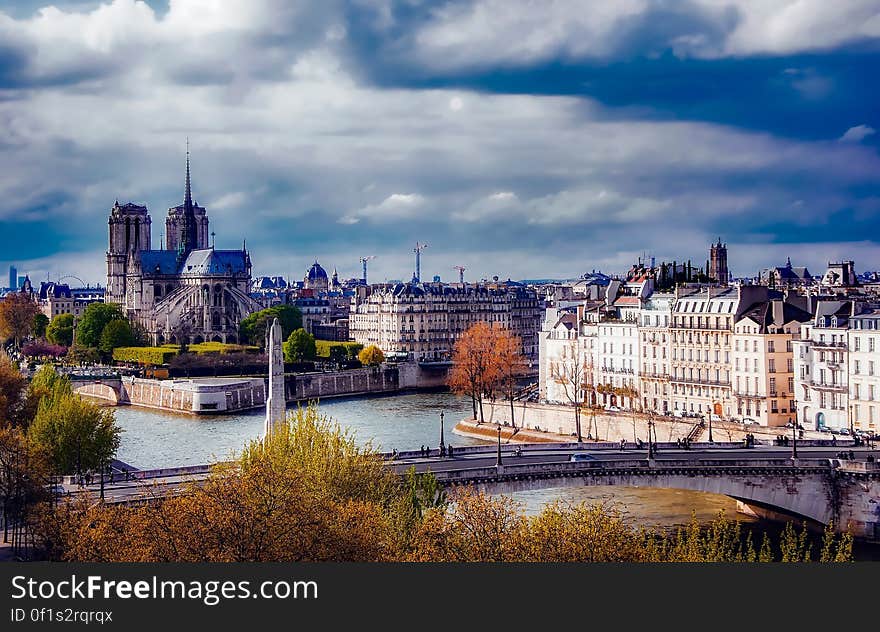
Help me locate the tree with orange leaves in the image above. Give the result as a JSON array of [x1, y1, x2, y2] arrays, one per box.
[[493, 328, 527, 429], [447, 322, 504, 423]]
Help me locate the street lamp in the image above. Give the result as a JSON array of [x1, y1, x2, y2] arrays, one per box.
[[789, 416, 797, 460], [647, 416, 655, 459], [496, 423, 503, 467], [439, 410, 445, 456], [708, 408, 714, 443]]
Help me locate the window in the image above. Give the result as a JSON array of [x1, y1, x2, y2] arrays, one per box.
[[871, 361, 876, 377], [771, 400, 778, 413], [770, 377, 777, 395], [788, 377, 794, 393], [871, 338, 876, 353], [768, 341, 775, 353], [853, 383, 860, 399], [854, 337, 861, 351], [769, 359, 776, 373], [787, 358, 793, 372], [854, 360, 861, 374]]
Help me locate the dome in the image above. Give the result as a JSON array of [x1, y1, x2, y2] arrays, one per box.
[[306, 261, 328, 281]]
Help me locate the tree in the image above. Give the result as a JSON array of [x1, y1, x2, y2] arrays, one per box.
[[21, 341, 67, 359], [0, 355, 27, 427], [76, 303, 124, 349], [549, 341, 591, 442], [240, 305, 303, 348], [33, 313, 49, 339], [0, 425, 50, 546], [0, 293, 40, 349], [493, 328, 527, 430], [46, 313, 75, 347], [448, 322, 502, 423], [27, 376, 121, 476], [64, 345, 101, 367], [283, 328, 316, 363], [358, 345, 385, 367], [98, 319, 135, 355]]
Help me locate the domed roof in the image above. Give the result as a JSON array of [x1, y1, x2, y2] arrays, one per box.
[[306, 261, 328, 280]]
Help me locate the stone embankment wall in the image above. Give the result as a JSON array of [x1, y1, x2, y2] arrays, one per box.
[[476, 401, 703, 443]]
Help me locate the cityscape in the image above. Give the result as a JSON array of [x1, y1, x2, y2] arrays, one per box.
[[1, 0, 880, 574]]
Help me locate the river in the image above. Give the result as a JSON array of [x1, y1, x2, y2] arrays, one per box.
[[113, 391, 762, 532]]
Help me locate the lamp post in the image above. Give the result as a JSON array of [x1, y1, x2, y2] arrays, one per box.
[[647, 416, 655, 459], [789, 416, 797, 460], [708, 408, 714, 443], [439, 411, 445, 456], [496, 424, 503, 467]]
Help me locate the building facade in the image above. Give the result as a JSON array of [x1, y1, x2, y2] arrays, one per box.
[[849, 309, 880, 435], [349, 282, 542, 362]]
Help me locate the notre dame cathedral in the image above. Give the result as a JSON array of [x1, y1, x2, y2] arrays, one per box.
[[105, 148, 261, 345]]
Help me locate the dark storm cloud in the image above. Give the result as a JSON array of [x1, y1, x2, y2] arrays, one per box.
[[0, 0, 878, 284]]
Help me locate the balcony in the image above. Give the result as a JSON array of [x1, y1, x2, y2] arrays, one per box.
[[671, 377, 731, 387], [809, 381, 847, 392], [811, 340, 848, 350], [601, 367, 636, 375], [639, 371, 670, 380]]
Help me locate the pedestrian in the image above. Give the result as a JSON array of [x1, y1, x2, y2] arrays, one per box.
[[420, 444, 425, 457], [448, 445, 454, 458]]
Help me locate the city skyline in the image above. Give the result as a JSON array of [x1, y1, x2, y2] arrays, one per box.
[[1, 1, 879, 285]]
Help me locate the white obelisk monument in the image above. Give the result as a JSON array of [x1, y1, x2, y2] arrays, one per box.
[[265, 317, 286, 437]]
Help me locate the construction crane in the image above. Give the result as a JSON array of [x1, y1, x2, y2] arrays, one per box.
[[452, 265, 466, 284], [359, 255, 376, 284], [413, 242, 428, 283]]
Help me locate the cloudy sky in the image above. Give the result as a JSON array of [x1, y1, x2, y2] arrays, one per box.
[[1, 0, 879, 286]]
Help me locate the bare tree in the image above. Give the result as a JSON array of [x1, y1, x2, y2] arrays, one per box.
[[549, 341, 591, 442]]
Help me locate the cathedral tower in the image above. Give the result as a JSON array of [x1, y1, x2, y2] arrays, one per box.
[[106, 200, 151, 305]]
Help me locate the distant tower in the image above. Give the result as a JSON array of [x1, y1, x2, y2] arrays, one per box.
[[709, 237, 729, 284], [8, 265, 16, 291]]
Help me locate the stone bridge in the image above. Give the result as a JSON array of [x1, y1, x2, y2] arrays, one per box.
[[71, 377, 124, 405], [425, 455, 880, 540], [63, 443, 880, 540]]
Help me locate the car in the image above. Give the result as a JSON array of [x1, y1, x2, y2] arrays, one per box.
[[742, 418, 758, 426], [709, 414, 723, 423], [818, 426, 833, 433], [604, 405, 621, 412], [569, 453, 597, 462], [837, 427, 851, 435], [673, 410, 687, 418]]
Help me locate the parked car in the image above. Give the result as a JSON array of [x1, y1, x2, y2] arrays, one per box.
[[605, 405, 621, 412], [742, 417, 758, 426], [673, 410, 687, 418], [569, 453, 597, 462], [838, 427, 851, 435], [709, 414, 723, 423], [819, 426, 833, 433]]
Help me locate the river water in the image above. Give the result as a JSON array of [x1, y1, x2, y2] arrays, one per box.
[[113, 391, 759, 532]]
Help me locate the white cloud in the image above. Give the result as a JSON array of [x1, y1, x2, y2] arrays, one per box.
[[340, 193, 426, 224], [840, 124, 877, 143], [412, 0, 880, 69]]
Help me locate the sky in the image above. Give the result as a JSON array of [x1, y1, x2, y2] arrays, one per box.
[[1, 0, 879, 286]]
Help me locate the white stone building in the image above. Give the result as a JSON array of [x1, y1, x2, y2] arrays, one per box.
[[848, 308, 880, 435], [793, 301, 853, 431], [349, 282, 542, 362]]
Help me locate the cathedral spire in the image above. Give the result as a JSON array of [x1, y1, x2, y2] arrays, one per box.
[[184, 137, 192, 210]]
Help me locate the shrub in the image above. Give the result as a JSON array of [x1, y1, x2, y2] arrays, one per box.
[[112, 347, 178, 365]]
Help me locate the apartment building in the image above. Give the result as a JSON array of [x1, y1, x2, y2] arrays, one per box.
[[639, 293, 674, 414], [848, 308, 880, 435], [669, 286, 740, 417], [793, 301, 852, 431], [348, 282, 542, 362], [732, 298, 811, 426]]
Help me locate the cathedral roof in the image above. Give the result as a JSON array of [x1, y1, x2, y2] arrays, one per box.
[[138, 249, 248, 276]]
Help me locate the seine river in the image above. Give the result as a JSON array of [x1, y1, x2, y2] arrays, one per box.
[[113, 391, 755, 532]]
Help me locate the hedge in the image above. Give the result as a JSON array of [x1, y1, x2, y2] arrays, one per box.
[[188, 342, 259, 355], [112, 347, 178, 365], [315, 340, 364, 360]]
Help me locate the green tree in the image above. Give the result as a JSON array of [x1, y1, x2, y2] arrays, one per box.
[[76, 303, 124, 349], [98, 319, 135, 354], [0, 293, 41, 349], [283, 328, 317, 363], [358, 345, 385, 366], [46, 313, 75, 347], [33, 313, 49, 339], [239, 305, 303, 348], [27, 378, 121, 476]]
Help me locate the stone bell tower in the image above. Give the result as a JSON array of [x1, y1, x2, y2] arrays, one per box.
[[106, 200, 151, 305], [709, 237, 729, 284]]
